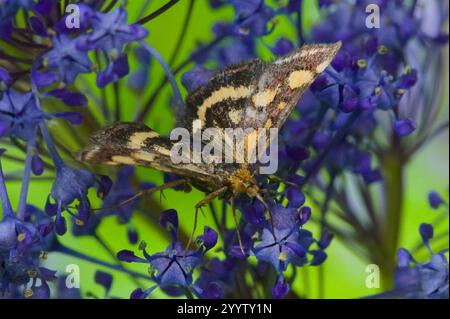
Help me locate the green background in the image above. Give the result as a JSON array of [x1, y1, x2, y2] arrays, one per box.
[[2, 0, 449, 298]]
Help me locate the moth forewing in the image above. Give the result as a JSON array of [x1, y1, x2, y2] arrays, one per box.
[[244, 41, 342, 131]]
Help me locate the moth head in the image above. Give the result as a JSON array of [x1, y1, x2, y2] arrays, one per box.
[[229, 168, 259, 197]]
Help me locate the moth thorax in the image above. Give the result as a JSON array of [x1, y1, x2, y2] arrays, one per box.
[[229, 168, 259, 197]]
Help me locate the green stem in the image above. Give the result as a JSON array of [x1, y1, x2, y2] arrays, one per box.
[[380, 139, 404, 290]]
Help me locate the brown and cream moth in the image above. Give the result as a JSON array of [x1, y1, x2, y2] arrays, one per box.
[[79, 41, 342, 198]]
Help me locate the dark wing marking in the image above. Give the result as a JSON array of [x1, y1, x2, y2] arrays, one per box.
[[181, 58, 266, 131]]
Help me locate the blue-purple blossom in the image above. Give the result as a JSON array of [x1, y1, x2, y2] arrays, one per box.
[[0, 150, 55, 298], [0, 0, 34, 38], [128, 47, 152, 93], [395, 225, 449, 299], [231, 0, 275, 36], [428, 192, 445, 209], [76, 8, 148, 53], [253, 204, 323, 274], [45, 165, 101, 235], [41, 35, 93, 84], [0, 89, 85, 142], [0, 90, 47, 141], [117, 210, 218, 299], [96, 55, 130, 88], [182, 66, 215, 93], [394, 118, 417, 137]]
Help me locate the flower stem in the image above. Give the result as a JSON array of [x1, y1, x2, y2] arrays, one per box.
[[168, 0, 195, 67], [17, 137, 35, 220], [296, 0, 304, 46], [53, 240, 152, 281], [0, 158, 14, 218], [94, 233, 145, 289], [135, 35, 226, 121], [141, 42, 185, 113], [40, 123, 64, 169], [379, 138, 404, 290], [113, 82, 121, 121], [137, 0, 181, 25]]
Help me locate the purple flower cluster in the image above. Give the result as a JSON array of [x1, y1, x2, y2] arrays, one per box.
[[1, 149, 55, 298], [394, 192, 448, 299], [0, 1, 149, 298], [118, 209, 219, 299]]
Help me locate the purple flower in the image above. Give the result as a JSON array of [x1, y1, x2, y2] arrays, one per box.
[[0, 89, 86, 142], [149, 242, 202, 288], [117, 210, 218, 299], [101, 167, 143, 224], [253, 205, 316, 272], [419, 223, 434, 243], [0, 89, 47, 141], [76, 8, 148, 53], [0, 0, 29, 39], [299, 206, 311, 226], [128, 47, 152, 93], [272, 275, 290, 299], [0, 150, 55, 297], [45, 165, 100, 235], [41, 35, 93, 84], [394, 118, 417, 137], [231, 0, 275, 36], [397, 248, 413, 268], [96, 55, 129, 88], [194, 258, 236, 299], [272, 38, 294, 56], [95, 271, 113, 295], [395, 225, 449, 299], [428, 192, 445, 209], [46, 88, 87, 107], [182, 66, 215, 93]]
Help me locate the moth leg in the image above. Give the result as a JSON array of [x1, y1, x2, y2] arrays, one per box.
[[268, 175, 299, 189], [185, 186, 228, 253], [92, 179, 189, 212], [231, 199, 245, 256]]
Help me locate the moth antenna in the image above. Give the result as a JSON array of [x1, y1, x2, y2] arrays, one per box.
[[91, 179, 188, 212], [231, 198, 245, 256], [255, 193, 277, 241], [268, 175, 298, 189]]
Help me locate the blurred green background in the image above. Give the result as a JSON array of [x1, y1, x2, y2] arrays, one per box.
[[2, 0, 449, 298]]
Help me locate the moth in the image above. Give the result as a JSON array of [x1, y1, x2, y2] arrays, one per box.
[[78, 41, 341, 248]]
